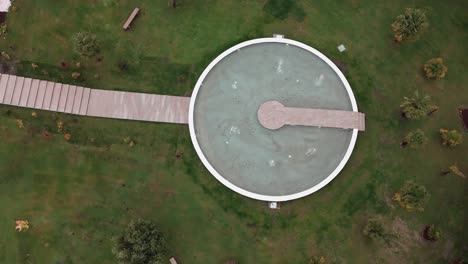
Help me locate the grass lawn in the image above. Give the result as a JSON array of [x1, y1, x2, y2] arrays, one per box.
[[0, 0, 467, 263]]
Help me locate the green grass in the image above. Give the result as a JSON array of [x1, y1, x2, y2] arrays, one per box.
[[0, 0, 467, 263]]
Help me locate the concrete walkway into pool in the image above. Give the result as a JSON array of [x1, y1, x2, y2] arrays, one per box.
[[0, 73, 364, 130], [0, 73, 190, 124]]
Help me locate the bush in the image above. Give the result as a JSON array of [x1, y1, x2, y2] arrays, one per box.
[[363, 218, 391, 244], [403, 129, 427, 148], [309, 256, 326, 264], [423, 225, 441, 241], [393, 181, 429, 211], [400, 91, 436, 119], [440, 129, 463, 147], [391, 8, 428, 42], [72, 32, 100, 57], [424, 58, 448, 79], [112, 219, 167, 264]]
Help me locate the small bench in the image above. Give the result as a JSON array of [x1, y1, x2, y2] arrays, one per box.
[[123, 8, 140, 30], [169, 257, 178, 264]]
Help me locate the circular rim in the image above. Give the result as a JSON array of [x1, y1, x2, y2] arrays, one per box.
[[189, 38, 359, 202]]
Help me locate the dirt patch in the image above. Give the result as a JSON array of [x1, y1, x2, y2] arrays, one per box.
[[383, 184, 396, 209], [366, 216, 425, 263], [459, 108, 468, 131], [332, 59, 348, 74], [389, 217, 424, 253]]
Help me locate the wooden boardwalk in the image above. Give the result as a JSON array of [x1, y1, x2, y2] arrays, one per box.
[[0, 74, 190, 124], [0, 74, 365, 130], [258, 101, 365, 131]]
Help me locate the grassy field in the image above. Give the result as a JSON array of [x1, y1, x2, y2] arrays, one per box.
[[0, 0, 467, 263]]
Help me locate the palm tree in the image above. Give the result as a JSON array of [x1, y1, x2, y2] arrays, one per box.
[[391, 8, 428, 42], [441, 165, 466, 178], [400, 91, 436, 119]]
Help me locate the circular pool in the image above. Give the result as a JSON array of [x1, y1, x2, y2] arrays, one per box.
[[189, 38, 359, 201]]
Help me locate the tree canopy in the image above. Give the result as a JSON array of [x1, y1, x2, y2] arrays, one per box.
[[400, 91, 436, 119], [112, 219, 167, 264], [393, 181, 429, 211]]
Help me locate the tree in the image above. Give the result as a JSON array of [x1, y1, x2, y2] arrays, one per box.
[[401, 129, 427, 148], [424, 58, 448, 79], [72, 32, 100, 57], [112, 219, 167, 264], [393, 181, 429, 211], [440, 129, 463, 147], [391, 8, 428, 42], [400, 91, 437, 119]]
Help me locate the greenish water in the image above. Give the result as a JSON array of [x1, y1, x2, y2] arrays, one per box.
[[193, 42, 354, 196]]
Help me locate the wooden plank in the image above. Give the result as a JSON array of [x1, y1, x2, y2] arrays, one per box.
[[123, 8, 140, 30], [43, 82, 55, 110], [86, 90, 191, 124], [65, 85, 76, 113], [0, 74, 9, 103], [11, 77, 24, 105], [50, 83, 62, 111], [35, 80, 47, 108], [72, 86, 84, 114], [27, 79, 40, 108], [3, 75, 17, 104], [57, 84, 69, 112], [79, 88, 91, 115], [19, 78, 32, 107]]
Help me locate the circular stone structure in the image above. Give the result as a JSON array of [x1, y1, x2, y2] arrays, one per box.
[[189, 38, 359, 201]]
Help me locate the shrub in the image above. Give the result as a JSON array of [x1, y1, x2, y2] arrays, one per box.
[[391, 8, 428, 42], [393, 181, 429, 211], [440, 129, 463, 147], [423, 225, 441, 241], [400, 91, 436, 119], [424, 58, 448, 79], [309, 256, 326, 264], [403, 129, 427, 148], [112, 219, 167, 264], [363, 218, 389, 243], [72, 32, 100, 57]]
